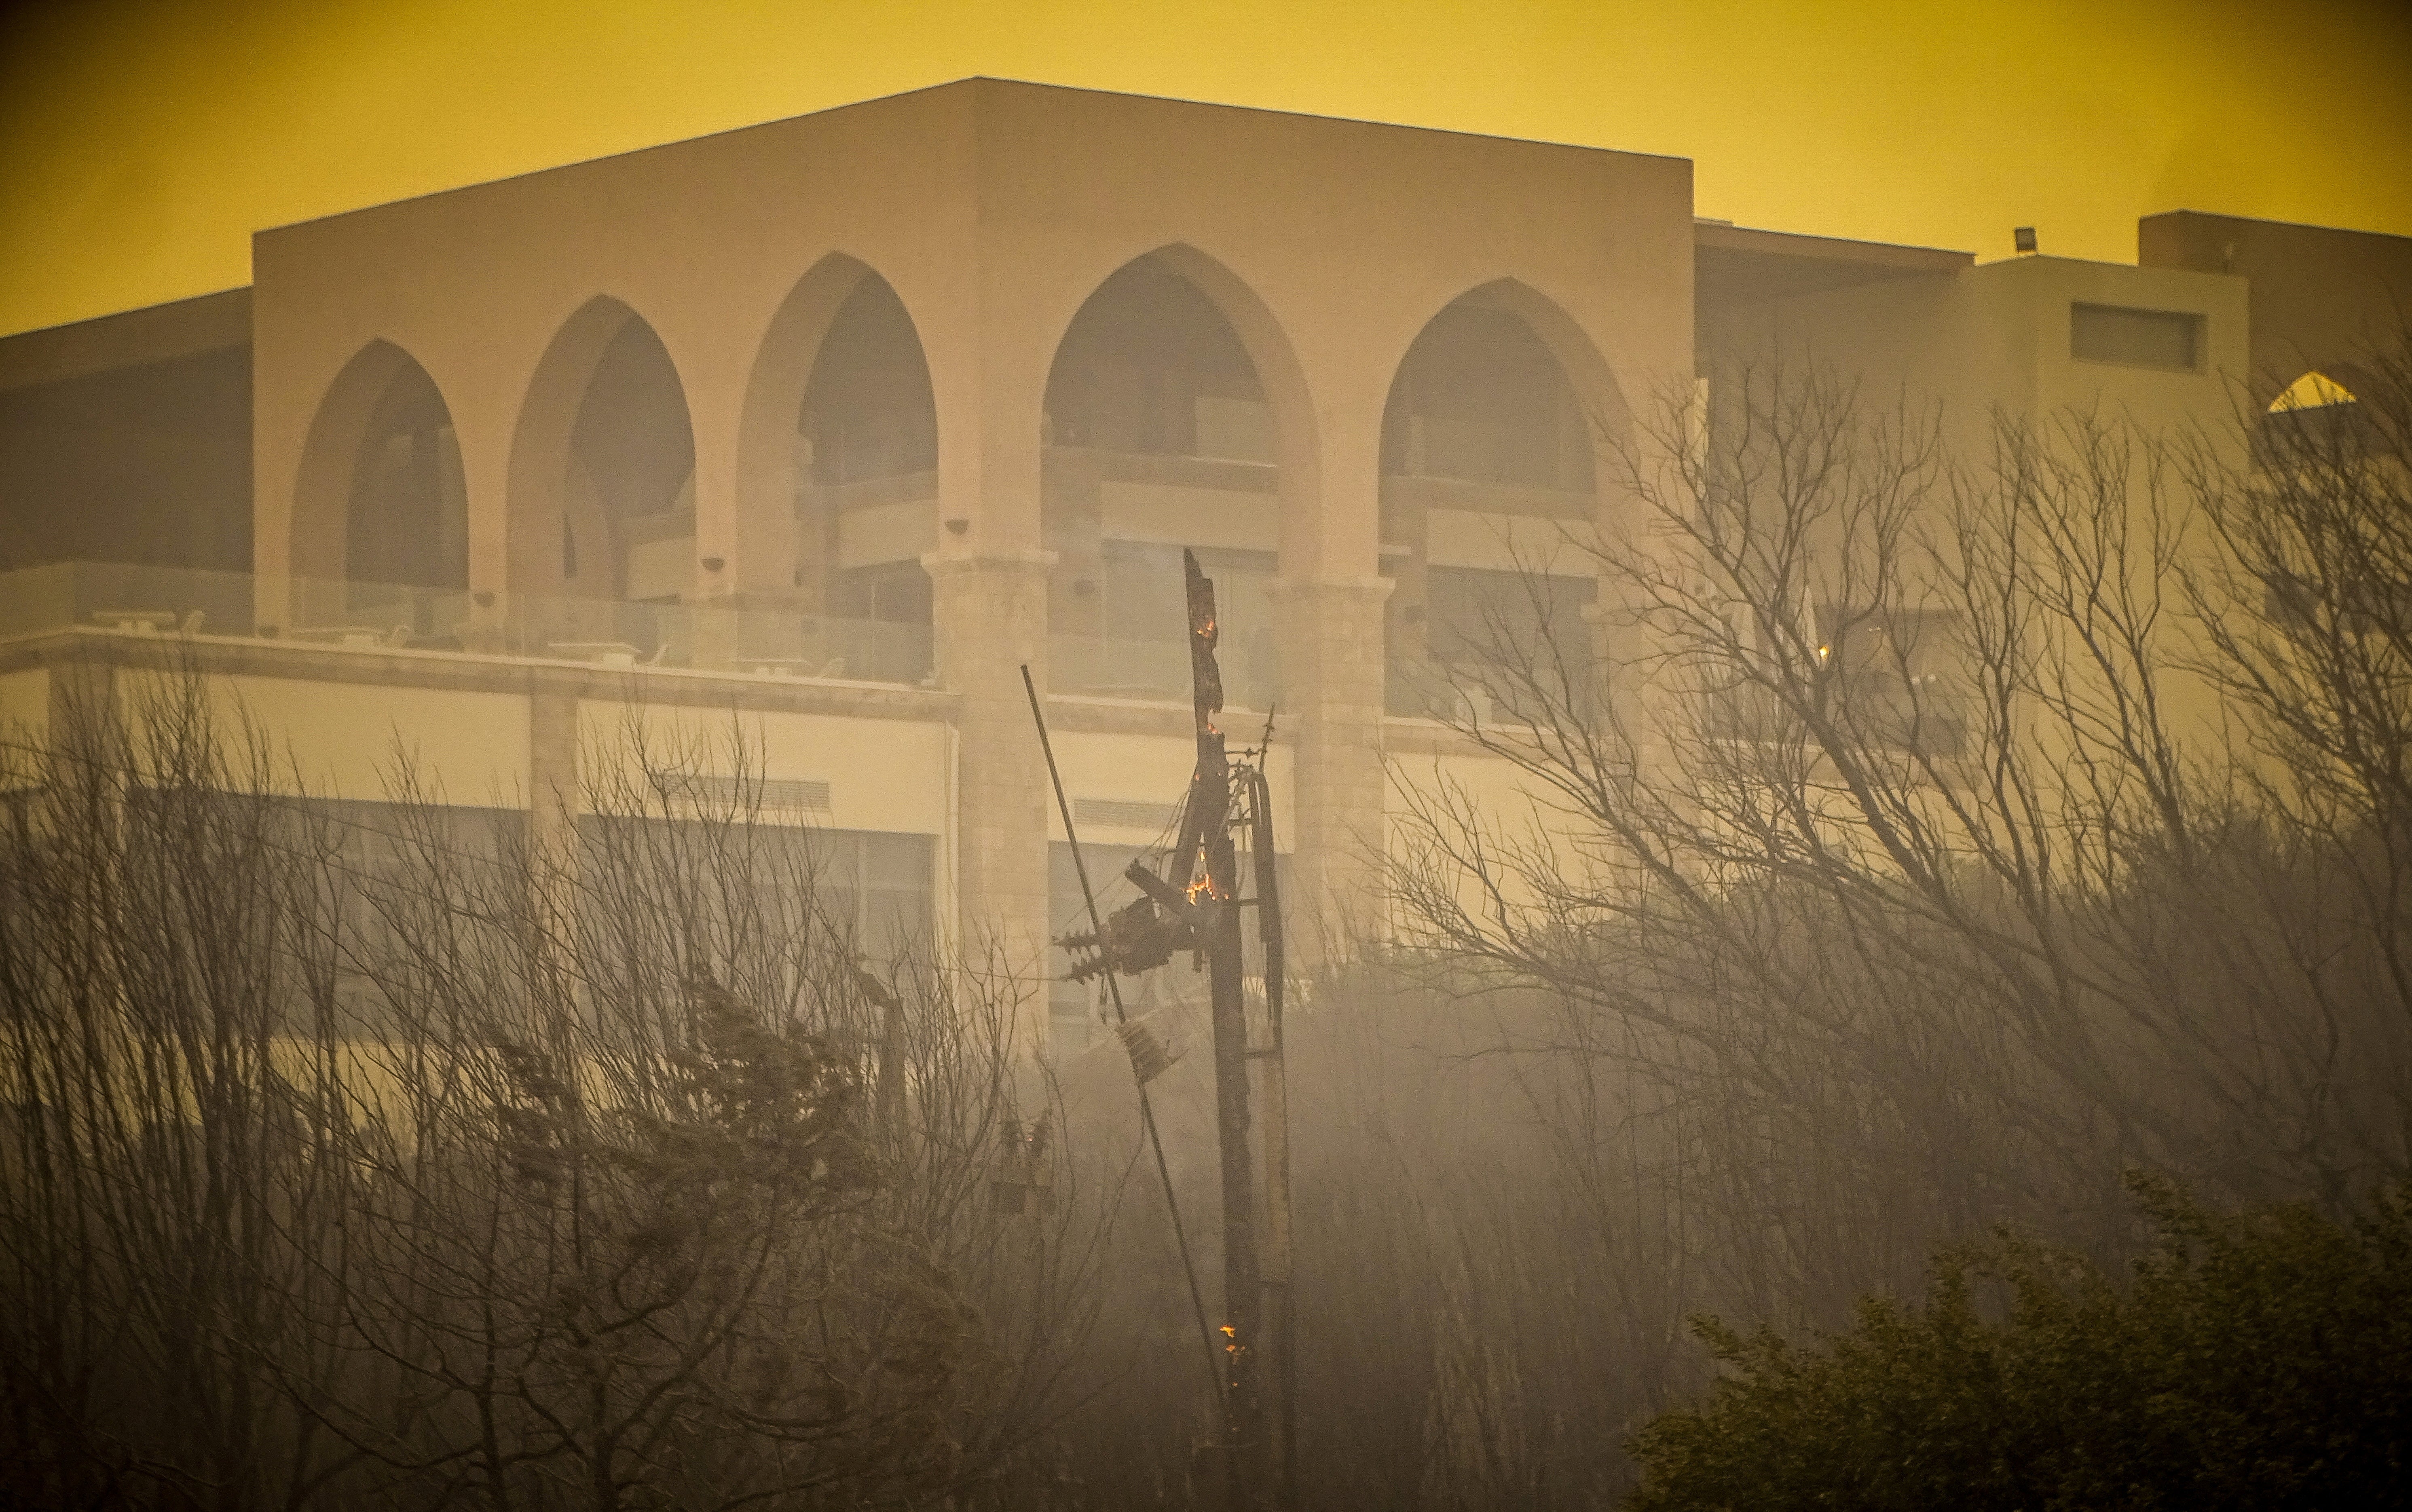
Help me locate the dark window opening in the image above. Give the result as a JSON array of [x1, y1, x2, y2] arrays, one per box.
[[833, 559, 934, 626], [1392, 564, 1596, 722], [2071, 304, 2202, 372], [567, 316, 695, 603], [800, 279, 938, 486], [347, 360, 466, 592], [1044, 258, 1269, 460], [577, 815, 935, 974], [1382, 303, 1591, 490], [309, 800, 526, 1037], [1812, 605, 1968, 756]]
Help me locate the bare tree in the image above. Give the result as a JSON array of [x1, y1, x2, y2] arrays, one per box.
[[0, 667, 1106, 1510], [1382, 346, 2412, 1363], [0, 671, 361, 1507]]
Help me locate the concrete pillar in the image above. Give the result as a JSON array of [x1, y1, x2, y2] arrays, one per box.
[[1276, 376, 1392, 961], [677, 314, 768, 618], [917, 268, 1057, 1058], [1270, 575, 1391, 950], [926, 548, 1055, 1051], [450, 380, 518, 654]]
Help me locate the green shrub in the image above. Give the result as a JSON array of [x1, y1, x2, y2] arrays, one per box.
[[1628, 1173, 2412, 1510]]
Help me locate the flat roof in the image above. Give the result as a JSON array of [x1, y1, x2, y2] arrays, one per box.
[[1696, 221, 1972, 308], [0, 287, 251, 392]]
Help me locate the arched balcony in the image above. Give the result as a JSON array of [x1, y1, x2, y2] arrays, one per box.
[[284, 341, 471, 646], [501, 299, 704, 663], [792, 274, 938, 682], [725, 258, 940, 684], [1042, 253, 1282, 710], [1380, 287, 1603, 722]]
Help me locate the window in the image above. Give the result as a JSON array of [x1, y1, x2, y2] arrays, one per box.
[[2070, 304, 2202, 372], [574, 816, 934, 973], [833, 559, 933, 625], [1696, 608, 1968, 756], [311, 800, 525, 1035], [818, 829, 936, 967]]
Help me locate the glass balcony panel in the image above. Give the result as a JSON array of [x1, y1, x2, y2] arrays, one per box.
[[1049, 627, 1277, 711], [0, 563, 934, 686], [0, 560, 260, 640]]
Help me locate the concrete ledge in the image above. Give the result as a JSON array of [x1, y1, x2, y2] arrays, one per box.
[[0, 629, 962, 722], [1043, 693, 1289, 741]]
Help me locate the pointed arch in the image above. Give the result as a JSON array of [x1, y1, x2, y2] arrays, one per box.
[[507, 296, 697, 603], [2268, 369, 2359, 413], [292, 340, 465, 590], [736, 254, 940, 623], [1382, 277, 1629, 487], [1041, 242, 1321, 487], [1378, 279, 1625, 720], [1038, 244, 1316, 709]]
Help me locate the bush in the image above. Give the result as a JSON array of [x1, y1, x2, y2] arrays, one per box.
[[1627, 1173, 2412, 1510]]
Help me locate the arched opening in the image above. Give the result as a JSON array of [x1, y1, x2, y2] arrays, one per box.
[[795, 274, 938, 680], [503, 302, 698, 661], [347, 358, 466, 593], [1042, 253, 1280, 708], [2260, 365, 2374, 463], [289, 341, 471, 644], [2268, 370, 2357, 413], [1379, 289, 1600, 721], [565, 314, 695, 604]]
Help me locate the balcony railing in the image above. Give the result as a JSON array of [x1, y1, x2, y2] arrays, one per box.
[[1386, 653, 1596, 727], [0, 562, 934, 686], [1049, 629, 1279, 712], [1698, 677, 1968, 758]]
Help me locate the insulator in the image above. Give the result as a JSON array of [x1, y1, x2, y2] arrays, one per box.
[[1117, 1015, 1178, 1085]]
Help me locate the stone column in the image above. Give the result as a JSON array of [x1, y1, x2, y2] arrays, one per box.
[[1269, 574, 1391, 957], [1277, 357, 1391, 967], [925, 548, 1055, 1054], [682, 349, 749, 671]]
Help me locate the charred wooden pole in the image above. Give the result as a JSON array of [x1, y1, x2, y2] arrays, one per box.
[[1184, 551, 1267, 1508]]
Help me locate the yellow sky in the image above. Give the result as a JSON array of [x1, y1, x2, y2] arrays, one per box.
[[2, 0, 2407, 338]]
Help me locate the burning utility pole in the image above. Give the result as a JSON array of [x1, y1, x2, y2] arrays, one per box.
[[1038, 549, 1296, 1510], [1183, 551, 1268, 1505]]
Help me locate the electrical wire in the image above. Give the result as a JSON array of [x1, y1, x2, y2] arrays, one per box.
[[1021, 664, 1227, 1407]]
